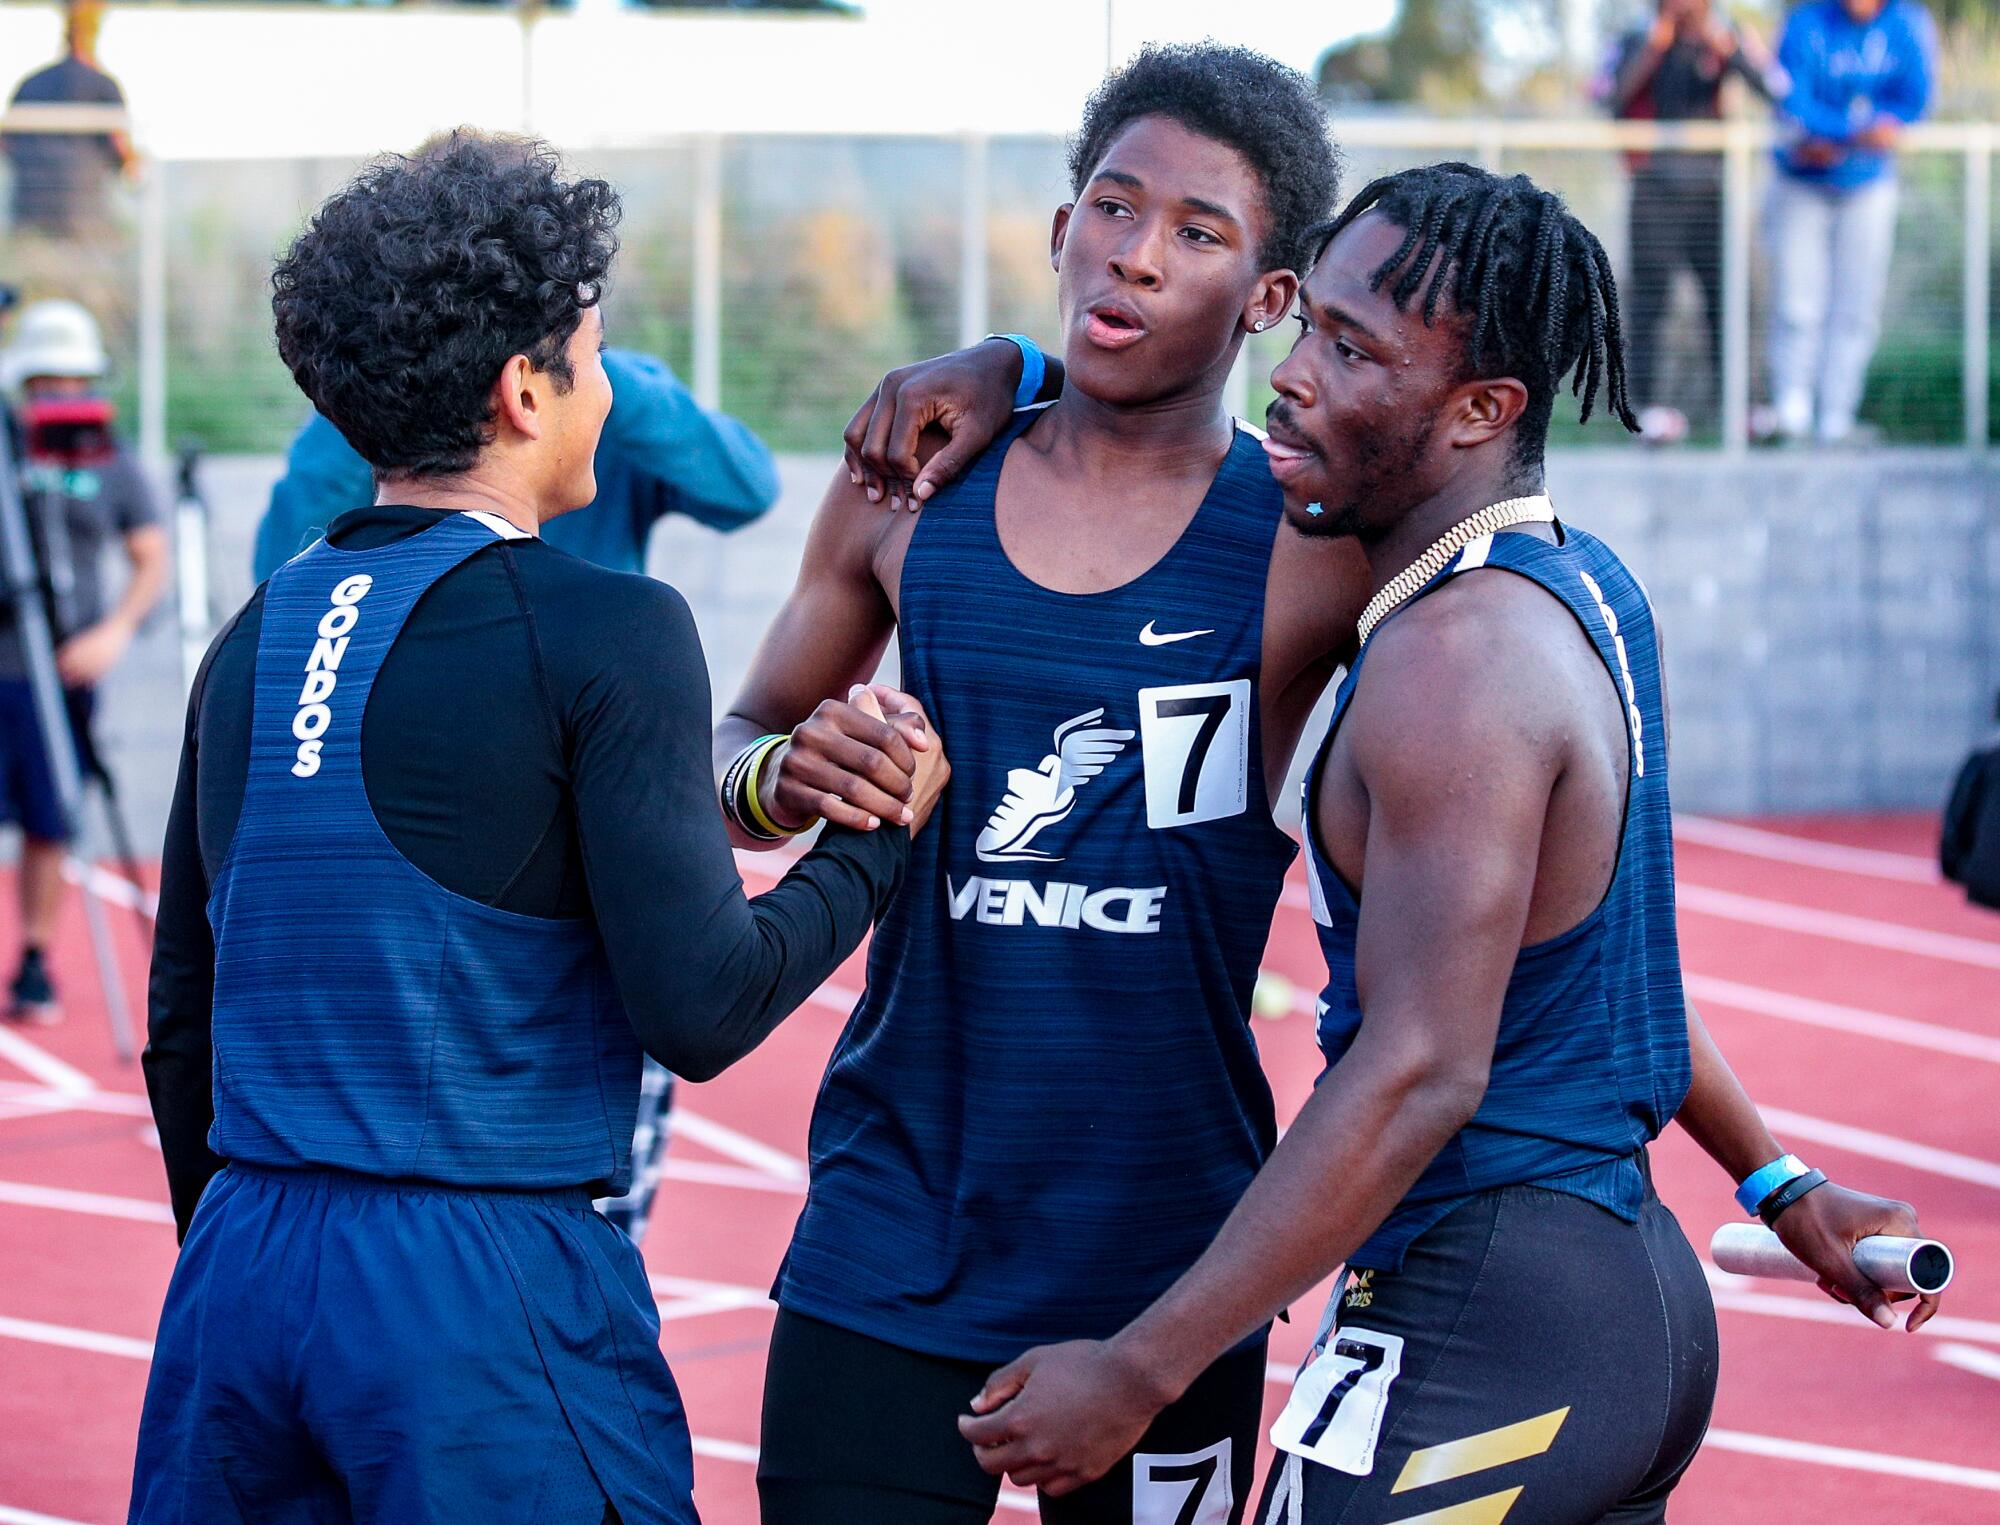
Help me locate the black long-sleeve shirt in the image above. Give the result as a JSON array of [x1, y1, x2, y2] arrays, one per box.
[[145, 504, 907, 1235]]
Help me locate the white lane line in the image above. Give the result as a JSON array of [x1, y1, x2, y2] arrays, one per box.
[[669, 1110, 807, 1183], [0, 1081, 151, 1117], [649, 1272, 774, 1323], [690, 1435, 761, 1465], [0, 1029, 95, 1096], [1673, 817, 1937, 883], [1678, 884, 2000, 971], [808, 981, 862, 1016], [0, 1503, 96, 1525], [1936, 1343, 2000, 1382], [659, 1160, 805, 1196], [0, 1179, 174, 1223], [0, 1313, 152, 1360], [1688, 975, 2000, 1064], [1290, 876, 2000, 971], [1760, 1106, 2000, 1191], [1703, 1429, 2000, 1493], [1702, 1264, 2000, 1345], [61, 856, 158, 916]]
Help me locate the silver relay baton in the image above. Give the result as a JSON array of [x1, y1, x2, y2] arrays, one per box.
[[1711, 1223, 1954, 1296]]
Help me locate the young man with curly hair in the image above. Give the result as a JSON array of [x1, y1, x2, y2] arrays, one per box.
[[129, 133, 945, 1525], [717, 46, 1359, 1524]]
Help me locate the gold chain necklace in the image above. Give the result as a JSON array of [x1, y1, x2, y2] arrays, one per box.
[[1356, 495, 1557, 647]]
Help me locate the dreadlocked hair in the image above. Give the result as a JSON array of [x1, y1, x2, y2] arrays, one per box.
[[1309, 162, 1637, 467]]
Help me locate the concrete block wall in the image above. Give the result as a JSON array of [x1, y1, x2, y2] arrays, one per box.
[[92, 447, 1999, 856]]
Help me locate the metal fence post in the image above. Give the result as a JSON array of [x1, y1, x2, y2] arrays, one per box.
[[1964, 128, 1991, 452], [958, 131, 990, 350], [137, 157, 168, 476], [692, 133, 723, 411], [1721, 118, 1754, 454]]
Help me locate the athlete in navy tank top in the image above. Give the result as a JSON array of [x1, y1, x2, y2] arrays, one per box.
[[959, 165, 1942, 1523], [722, 51, 1363, 1524]]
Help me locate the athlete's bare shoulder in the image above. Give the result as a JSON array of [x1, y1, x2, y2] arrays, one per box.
[[798, 459, 925, 616], [1347, 570, 1581, 778]]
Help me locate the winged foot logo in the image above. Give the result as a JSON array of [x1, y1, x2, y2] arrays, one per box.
[[976, 707, 1133, 863], [952, 707, 1167, 935]]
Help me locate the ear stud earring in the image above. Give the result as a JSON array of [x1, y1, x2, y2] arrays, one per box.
[[1253, 320, 1266, 332]]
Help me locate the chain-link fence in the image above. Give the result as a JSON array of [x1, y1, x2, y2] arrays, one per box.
[[4, 118, 1995, 461]]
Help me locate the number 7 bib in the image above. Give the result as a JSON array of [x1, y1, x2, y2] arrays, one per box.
[[1138, 680, 1250, 830], [1269, 1324, 1404, 1476]]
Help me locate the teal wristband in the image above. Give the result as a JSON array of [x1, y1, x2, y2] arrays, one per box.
[[986, 333, 1047, 409], [1735, 1153, 1809, 1216]]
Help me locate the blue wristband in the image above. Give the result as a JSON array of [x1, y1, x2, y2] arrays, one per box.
[[1735, 1154, 1810, 1216], [987, 333, 1046, 410]]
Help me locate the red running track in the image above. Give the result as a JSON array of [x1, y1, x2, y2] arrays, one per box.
[[0, 814, 1996, 1523]]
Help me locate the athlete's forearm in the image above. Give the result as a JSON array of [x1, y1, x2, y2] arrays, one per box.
[[1112, 1047, 1485, 1405], [144, 664, 229, 1240], [1674, 997, 1785, 1181], [111, 524, 170, 634], [715, 712, 784, 851]]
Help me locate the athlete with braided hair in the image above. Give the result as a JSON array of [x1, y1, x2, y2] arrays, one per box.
[[904, 163, 1939, 1523]]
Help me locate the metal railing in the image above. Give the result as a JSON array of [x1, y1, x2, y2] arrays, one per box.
[[3, 112, 1995, 464]]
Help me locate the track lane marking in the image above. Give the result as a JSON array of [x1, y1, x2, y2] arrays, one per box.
[[1759, 1106, 2000, 1190], [0, 1082, 151, 1117], [0, 1030, 95, 1097], [0, 1180, 174, 1223], [1284, 879, 2000, 972], [1677, 884, 2000, 970], [1702, 1429, 2000, 1492], [669, 1109, 806, 1183], [1672, 818, 1938, 883], [0, 1504, 94, 1525], [1687, 976, 2000, 1064], [1935, 1343, 2000, 1382], [0, 1314, 153, 1360], [1700, 1270, 2000, 1344]]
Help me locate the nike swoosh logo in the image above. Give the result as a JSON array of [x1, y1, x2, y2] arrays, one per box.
[[1139, 621, 1214, 646]]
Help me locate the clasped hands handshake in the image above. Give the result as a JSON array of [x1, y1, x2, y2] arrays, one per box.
[[760, 684, 952, 838]]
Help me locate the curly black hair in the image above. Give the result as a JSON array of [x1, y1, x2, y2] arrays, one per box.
[[272, 131, 620, 478], [1309, 163, 1638, 468], [1066, 43, 1341, 273]]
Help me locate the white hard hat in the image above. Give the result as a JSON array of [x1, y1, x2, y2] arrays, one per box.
[[0, 300, 109, 391]]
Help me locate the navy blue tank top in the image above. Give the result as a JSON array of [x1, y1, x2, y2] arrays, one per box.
[[207, 512, 645, 1192], [776, 411, 1298, 1360], [1301, 523, 1690, 1270]]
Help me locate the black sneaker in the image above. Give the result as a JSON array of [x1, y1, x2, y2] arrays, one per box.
[[10, 948, 60, 1026]]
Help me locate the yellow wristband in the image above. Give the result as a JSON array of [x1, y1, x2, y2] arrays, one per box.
[[743, 734, 804, 838]]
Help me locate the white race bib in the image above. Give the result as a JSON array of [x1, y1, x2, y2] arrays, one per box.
[[1268, 1325, 1403, 1476], [1132, 1438, 1233, 1525], [1137, 679, 1250, 830]]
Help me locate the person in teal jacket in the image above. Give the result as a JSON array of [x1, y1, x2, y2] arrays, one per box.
[[252, 347, 779, 579]]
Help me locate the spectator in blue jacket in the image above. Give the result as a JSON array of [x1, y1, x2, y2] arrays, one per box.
[[252, 346, 779, 580], [1764, 0, 1935, 444]]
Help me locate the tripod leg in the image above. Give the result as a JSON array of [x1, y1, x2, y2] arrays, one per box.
[[72, 861, 137, 1063]]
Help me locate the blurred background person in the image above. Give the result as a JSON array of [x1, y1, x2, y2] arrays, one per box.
[[1763, 0, 1936, 444], [1943, 691, 2000, 911], [1602, 0, 1784, 445], [252, 343, 779, 579], [2, 0, 133, 241], [0, 297, 165, 1023]]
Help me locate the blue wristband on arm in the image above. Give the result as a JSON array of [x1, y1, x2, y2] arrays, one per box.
[[986, 333, 1046, 410], [1735, 1153, 1810, 1216]]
